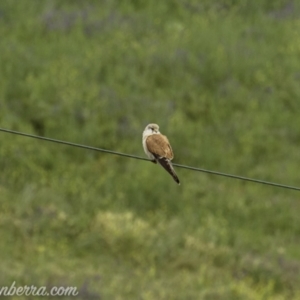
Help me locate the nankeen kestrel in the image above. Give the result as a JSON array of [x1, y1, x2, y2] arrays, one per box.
[[142, 123, 180, 184]]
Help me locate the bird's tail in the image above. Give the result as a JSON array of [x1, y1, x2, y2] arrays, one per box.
[[156, 157, 180, 185]]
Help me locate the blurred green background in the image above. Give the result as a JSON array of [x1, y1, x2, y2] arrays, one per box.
[[1, 0, 300, 299]]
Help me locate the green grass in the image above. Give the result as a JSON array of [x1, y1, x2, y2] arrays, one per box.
[[1, 0, 300, 299]]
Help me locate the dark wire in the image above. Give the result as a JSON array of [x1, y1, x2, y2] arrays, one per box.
[[0, 127, 299, 191]]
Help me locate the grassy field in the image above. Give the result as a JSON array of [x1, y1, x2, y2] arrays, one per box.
[[1, 0, 300, 299]]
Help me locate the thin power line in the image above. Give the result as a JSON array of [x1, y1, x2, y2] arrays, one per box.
[[0, 127, 299, 192]]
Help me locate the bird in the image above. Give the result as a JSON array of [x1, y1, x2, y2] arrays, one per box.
[[142, 123, 180, 184]]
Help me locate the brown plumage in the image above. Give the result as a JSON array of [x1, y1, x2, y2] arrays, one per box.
[[146, 134, 174, 160], [146, 134, 180, 184]]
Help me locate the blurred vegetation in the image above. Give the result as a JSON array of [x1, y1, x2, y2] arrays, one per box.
[[1, 0, 300, 299]]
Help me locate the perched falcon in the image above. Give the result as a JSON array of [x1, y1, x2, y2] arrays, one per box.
[[142, 123, 180, 184]]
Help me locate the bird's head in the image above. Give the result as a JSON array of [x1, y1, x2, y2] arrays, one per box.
[[144, 123, 160, 134]]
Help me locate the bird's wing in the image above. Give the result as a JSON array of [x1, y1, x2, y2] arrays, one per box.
[[146, 134, 174, 160]]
